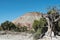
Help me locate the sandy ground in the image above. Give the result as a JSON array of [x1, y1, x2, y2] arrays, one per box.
[[0, 32, 33, 40], [0, 31, 60, 40], [38, 36, 60, 40]]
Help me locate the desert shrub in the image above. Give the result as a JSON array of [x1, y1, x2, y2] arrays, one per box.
[[33, 27, 48, 40], [33, 18, 47, 32], [20, 26, 27, 32], [1, 21, 17, 31], [32, 20, 39, 32], [27, 29, 35, 33], [13, 27, 21, 32], [33, 28, 42, 40], [0, 26, 3, 31], [32, 18, 48, 40]]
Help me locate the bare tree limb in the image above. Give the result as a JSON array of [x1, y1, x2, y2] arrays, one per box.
[[54, 16, 60, 22]]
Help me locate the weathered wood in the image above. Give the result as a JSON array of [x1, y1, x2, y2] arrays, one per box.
[[54, 16, 60, 22]]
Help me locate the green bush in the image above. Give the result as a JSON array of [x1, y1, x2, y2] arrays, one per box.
[[1, 20, 28, 32], [19, 26, 27, 32], [28, 29, 35, 33], [33, 18, 47, 32], [33, 28, 42, 40], [0, 26, 3, 31], [12, 27, 20, 32], [32, 18, 48, 40], [1, 21, 17, 31], [32, 20, 40, 32]]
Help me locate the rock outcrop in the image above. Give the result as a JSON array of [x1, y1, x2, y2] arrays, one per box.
[[12, 12, 42, 30]]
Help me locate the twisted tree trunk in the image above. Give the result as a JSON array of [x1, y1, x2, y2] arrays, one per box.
[[44, 16, 53, 37], [43, 14, 60, 38]]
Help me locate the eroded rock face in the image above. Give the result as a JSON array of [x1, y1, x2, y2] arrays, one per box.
[[12, 12, 42, 30]]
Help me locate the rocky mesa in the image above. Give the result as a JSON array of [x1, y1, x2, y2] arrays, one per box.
[[12, 12, 43, 30]]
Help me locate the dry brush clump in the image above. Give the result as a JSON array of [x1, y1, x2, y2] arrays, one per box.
[[0, 21, 28, 32], [32, 18, 48, 40]]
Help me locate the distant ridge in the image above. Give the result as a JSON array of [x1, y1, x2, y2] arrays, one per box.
[[12, 12, 43, 30]]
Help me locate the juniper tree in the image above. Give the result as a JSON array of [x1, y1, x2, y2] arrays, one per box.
[[45, 7, 60, 37]]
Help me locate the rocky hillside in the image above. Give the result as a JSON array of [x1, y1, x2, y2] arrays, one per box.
[[12, 12, 43, 30]]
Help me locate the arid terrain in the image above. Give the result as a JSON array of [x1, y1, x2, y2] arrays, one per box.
[[0, 31, 33, 40], [0, 31, 60, 40]]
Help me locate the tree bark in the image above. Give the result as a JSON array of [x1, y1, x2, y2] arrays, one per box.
[[44, 16, 52, 37]]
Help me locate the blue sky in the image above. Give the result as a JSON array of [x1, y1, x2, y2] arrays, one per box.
[[0, 0, 60, 24]]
